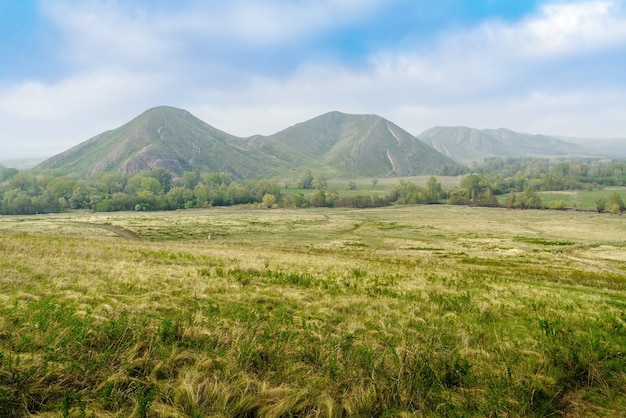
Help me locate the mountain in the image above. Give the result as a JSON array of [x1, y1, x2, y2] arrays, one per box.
[[556, 136, 626, 158], [36, 107, 464, 179], [36, 106, 283, 179], [0, 157, 47, 170], [418, 127, 587, 165], [249, 111, 460, 177]]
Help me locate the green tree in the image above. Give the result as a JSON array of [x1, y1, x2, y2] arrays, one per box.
[[251, 179, 282, 201], [388, 181, 421, 204], [477, 188, 499, 207], [291, 192, 306, 208], [225, 183, 250, 205], [149, 168, 173, 193], [297, 169, 314, 189], [424, 176, 444, 203], [610, 203, 621, 215], [260, 193, 277, 208], [203, 172, 231, 188], [309, 189, 327, 207], [167, 187, 194, 209], [181, 171, 199, 189], [98, 173, 124, 197], [326, 189, 339, 207], [609, 192, 625, 213], [140, 177, 164, 195], [124, 175, 143, 195], [448, 188, 469, 205], [461, 174, 484, 201], [50, 179, 77, 202], [69, 182, 94, 209], [312, 172, 327, 190], [8, 172, 37, 193], [520, 188, 543, 209], [1, 188, 34, 214], [505, 191, 517, 209], [594, 196, 607, 213], [0, 167, 19, 181]]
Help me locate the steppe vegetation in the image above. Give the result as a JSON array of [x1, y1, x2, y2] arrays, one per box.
[[1, 205, 625, 417]]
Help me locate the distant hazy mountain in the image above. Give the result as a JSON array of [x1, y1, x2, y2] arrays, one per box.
[[556, 136, 626, 158], [418, 126, 588, 165], [0, 157, 47, 170], [36, 107, 463, 179]]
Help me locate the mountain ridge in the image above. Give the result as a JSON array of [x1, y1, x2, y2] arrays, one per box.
[[417, 126, 589, 165], [36, 106, 463, 179], [35, 106, 625, 178]]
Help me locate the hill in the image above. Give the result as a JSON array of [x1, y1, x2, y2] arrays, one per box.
[[418, 126, 587, 165], [250, 111, 460, 177], [36, 107, 464, 179], [36, 106, 281, 178]]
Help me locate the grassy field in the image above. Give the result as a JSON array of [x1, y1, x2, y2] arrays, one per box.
[[287, 177, 626, 212], [1, 205, 625, 417], [537, 188, 626, 211], [285, 176, 462, 199]]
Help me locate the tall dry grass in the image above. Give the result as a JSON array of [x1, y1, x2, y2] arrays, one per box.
[[0, 206, 624, 416]]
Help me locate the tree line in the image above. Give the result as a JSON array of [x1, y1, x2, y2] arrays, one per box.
[[473, 157, 626, 190], [1, 157, 625, 215]]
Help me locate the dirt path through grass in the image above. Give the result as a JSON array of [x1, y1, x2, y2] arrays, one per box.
[[74, 222, 141, 240]]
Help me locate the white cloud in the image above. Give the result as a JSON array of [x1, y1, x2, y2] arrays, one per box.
[[440, 1, 626, 60], [187, 59, 626, 139], [42, 2, 181, 71], [518, 0, 626, 57], [346, 0, 626, 134], [184, 0, 382, 44], [384, 0, 626, 95], [0, 70, 167, 156], [2, 0, 626, 158], [41, 0, 384, 71], [198, 0, 626, 137]]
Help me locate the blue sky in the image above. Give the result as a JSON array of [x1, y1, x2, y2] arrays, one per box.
[[1, 0, 625, 157]]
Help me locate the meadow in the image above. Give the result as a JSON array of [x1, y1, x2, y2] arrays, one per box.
[[0, 205, 625, 417]]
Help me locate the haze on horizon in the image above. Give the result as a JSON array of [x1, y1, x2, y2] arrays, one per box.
[[1, 0, 626, 158]]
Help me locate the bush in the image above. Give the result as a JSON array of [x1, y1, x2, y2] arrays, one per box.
[[548, 200, 567, 210]]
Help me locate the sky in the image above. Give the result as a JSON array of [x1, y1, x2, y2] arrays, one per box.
[[1, 0, 626, 158]]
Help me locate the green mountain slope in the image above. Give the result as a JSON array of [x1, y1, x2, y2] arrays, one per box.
[[250, 111, 461, 177], [37, 107, 464, 179], [37, 106, 282, 178], [418, 126, 586, 165]]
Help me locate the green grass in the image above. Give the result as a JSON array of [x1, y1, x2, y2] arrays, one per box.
[[0, 205, 625, 416], [538, 188, 626, 211], [280, 175, 461, 201]]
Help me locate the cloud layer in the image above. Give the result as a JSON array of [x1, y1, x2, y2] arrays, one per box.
[[1, 0, 626, 157]]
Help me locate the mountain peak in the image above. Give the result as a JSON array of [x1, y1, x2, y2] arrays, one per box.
[[36, 107, 464, 179], [36, 106, 273, 178], [250, 111, 459, 177], [140, 105, 193, 118]]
